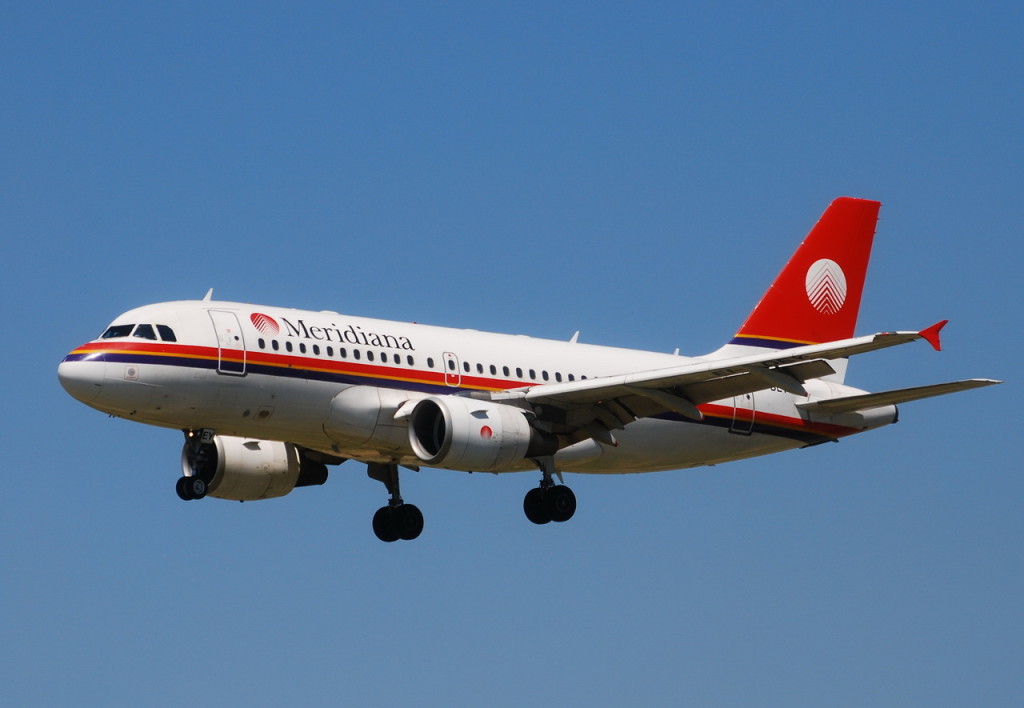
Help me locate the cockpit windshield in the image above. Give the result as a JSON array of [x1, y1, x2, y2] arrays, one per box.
[[133, 324, 157, 340], [101, 324, 135, 339], [99, 323, 177, 341]]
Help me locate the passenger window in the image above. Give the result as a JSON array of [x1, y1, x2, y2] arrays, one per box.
[[448, 359, 456, 371], [463, 361, 470, 373], [285, 341, 293, 352], [258, 338, 266, 349], [299, 343, 307, 354], [394, 354, 401, 365], [407, 356, 415, 366], [156, 325, 177, 342], [503, 366, 510, 377], [555, 372, 562, 382], [529, 369, 536, 380], [542, 371, 549, 381], [476, 363, 484, 374], [272, 340, 280, 351], [354, 349, 361, 360], [568, 374, 575, 382], [427, 357, 435, 368], [340, 348, 347, 358], [101, 324, 135, 339], [516, 367, 523, 378], [367, 351, 375, 362], [327, 346, 334, 357], [133, 324, 157, 340], [312, 344, 320, 356], [490, 365, 497, 375]]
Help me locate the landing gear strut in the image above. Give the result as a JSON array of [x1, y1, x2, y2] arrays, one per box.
[[523, 457, 576, 525], [368, 462, 423, 542]]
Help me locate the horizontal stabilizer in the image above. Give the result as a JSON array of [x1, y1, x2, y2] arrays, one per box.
[[797, 379, 1001, 414]]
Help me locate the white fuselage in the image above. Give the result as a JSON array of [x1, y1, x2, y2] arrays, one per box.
[[58, 299, 893, 476]]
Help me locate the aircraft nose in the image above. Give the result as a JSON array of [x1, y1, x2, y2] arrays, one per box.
[[58, 358, 105, 404]]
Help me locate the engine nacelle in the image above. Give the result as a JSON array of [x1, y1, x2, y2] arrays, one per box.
[[323, 385, 422, 453], [408, 396, 556, 472], [181, 436, 328, 501]]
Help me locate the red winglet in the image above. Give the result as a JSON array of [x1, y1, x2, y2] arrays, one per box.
[[918, 320, 948, 351]]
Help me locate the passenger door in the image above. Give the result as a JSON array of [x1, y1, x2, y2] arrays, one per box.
[[730, 392, 755, 434], [208, 310, 247, 375]]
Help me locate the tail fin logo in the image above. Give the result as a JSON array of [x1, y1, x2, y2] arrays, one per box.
[[805, 259, 848, 315]]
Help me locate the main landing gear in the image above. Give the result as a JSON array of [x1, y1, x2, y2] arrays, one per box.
[[523, 457, 576, 525], [368, 462, 423, 543]]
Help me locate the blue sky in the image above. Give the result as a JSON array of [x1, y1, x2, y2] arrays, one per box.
[[2, 2, 1021, 705]]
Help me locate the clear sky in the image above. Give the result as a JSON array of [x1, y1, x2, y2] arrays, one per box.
[[2, 2, 1021, 706]]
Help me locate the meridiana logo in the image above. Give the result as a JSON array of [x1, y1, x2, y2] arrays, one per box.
[[250, 312, 281, 335], [805, 259, 847, 315], [248, 311, 416, 350]]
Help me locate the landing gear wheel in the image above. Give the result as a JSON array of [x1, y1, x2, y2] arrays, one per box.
[[175, 476, 194, 501], [188, 477, 208, 500], [176, 476, 207, 501], [524, 487, 551, 525], [393, 504, 424, 541], [545, 485, 576, 523], [372, 506, 400, 543]]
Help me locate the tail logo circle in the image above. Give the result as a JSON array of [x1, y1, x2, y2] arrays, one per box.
[[805, 259, 847, 315]]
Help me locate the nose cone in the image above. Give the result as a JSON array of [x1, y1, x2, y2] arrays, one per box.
[[58, 358, 105, 405]]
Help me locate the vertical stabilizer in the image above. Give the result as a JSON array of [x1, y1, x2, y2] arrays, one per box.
[[731, 197, 880, 349]]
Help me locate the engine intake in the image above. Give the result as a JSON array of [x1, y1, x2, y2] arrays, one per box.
[[408, 396, 556, 471], [181, 436, 328, 501]]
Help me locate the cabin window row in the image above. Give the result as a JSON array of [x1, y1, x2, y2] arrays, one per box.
[[448, 358, 587, 383], [256, 338, 416, 366], [256, 338, 589, 384]]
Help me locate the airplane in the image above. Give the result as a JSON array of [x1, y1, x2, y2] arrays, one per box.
[[58, 197, 1000, 542]]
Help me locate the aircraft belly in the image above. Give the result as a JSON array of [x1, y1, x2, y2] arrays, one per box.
[[562, 418, 802, 474], [103, 365, 341, 450]]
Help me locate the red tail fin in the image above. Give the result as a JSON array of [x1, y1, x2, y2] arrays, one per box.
[[731, 197, 880, 348]]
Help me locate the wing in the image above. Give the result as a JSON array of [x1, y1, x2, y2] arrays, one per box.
[[491, 323, 953, 434]]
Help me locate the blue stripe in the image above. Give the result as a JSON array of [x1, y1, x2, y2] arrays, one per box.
[[63, 351, 463, 396], [728, 336, 808, 350]]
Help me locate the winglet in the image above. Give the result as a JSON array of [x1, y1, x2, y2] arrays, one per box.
[[918, 320, 948, 351]]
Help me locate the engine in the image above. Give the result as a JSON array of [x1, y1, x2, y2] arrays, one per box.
[[181, 436, 328, 501], [323, 385, 421, 453], [408, 396, 557, 472]]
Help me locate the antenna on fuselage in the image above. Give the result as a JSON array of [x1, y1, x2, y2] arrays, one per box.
[[202, 288, 214, 302]]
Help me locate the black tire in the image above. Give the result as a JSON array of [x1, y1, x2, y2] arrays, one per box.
[[544, 485, 576, 523], [394, 504, 424, 541], [524, 487, 551, 525], [372, 506, 400, 543], [175, 476, 194, 501]]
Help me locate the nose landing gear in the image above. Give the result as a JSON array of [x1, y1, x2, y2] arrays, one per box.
[[177, 429, 215, 501]]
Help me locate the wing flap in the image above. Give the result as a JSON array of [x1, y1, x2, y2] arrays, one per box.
[[797, 379, 1001, 414]]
